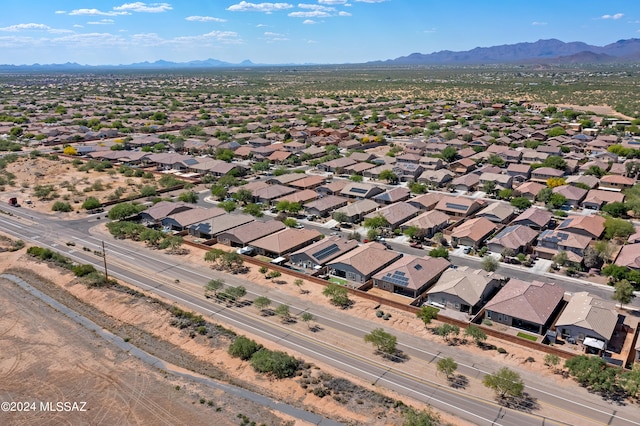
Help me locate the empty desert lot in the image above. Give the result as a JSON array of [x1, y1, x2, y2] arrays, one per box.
[[0, 275, 287, 426]]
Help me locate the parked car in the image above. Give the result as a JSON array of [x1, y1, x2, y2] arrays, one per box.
[[463, 246, 471, 254], [294, 224, 304, 229], [330, 226, 341, 231], [410, 242, 423, 249]]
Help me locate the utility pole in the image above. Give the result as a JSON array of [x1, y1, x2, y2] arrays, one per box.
[[102, 240, 109, 286]]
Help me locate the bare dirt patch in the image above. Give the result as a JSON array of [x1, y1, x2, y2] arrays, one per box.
[[0, 274, 291, 426], [2, 156, 159, 215]]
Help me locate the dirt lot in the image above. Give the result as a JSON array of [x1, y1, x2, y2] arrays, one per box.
[[1, 156, 163, 214], [0, 277, 292, 426]]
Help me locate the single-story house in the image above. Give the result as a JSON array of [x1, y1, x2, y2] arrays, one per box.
[[333, 199, 380, 223], [418, 169, 455, 188], [554, 292, 619, 354], [510, 207, 553, 231], [475, 202, 516, 224], [161, 207, 225, 231], [327, 243, 402, 284], [427, 266, 503, 314], [373, 187, 411, 205], [216, 220, 286, 247], [614, 243, 640, 270], [486, 225, 539, 254], [304, 195, 349, 217], [535, 229, 592, 263], [514, 181, 546, 202], [450, 217, 496, 248], [552, 185, 587, 209], [340, 182, 385, 200], [289, 235, 359, 270], [189, 213, 255, 240], [249, 228, 323, 258], [434, 196, 484, 218], [484, 279, 565, 335], [581, 190, 625, 211], [401, 210, 450, 238], [140, 201, 193, 225], [372, 255, 450, 299], [556, 215, 605, 239], [363, 202, 421, 229]]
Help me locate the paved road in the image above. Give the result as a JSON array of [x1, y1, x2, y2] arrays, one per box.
[[1, 208, 639, 425]]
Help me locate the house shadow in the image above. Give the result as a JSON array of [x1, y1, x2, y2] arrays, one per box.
[[309, 324, 323, 333], [381, 350, 409, 363]]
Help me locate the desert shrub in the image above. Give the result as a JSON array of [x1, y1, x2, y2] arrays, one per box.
[[250, 349, 299, 379], [228, 336, 262, 360], [73, 264, 97, 277]]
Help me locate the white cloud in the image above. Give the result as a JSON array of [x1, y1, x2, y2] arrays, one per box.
[[227, 2, 293, 13], [264, 31, 288, 41], [256, 24, 268, 27], [114, 2, 173, 13], [264, 31, 284, 37], [303, 19, 317, 24], [531, 21, 547, 26], [289, 10, 331, 18], [353, 0, 386, 2], [0, 23, 51, 32], [88, 19, 115, 25], [601, 13, 624, 20], [55, 10, 66, 14], [185, 16, 227, 22], [318, 0, 347, 4], [423, 28, 436, 33], [338, 11, 351, 16], [0, 23, 72, 34], [69, 8, 129, 16], [298, 3, 335, 11]]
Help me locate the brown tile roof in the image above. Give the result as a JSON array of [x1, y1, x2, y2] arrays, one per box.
[[555, 292, 618, 341], [328, 243, 402, 278], [511, 207, 552, 228], [557, 215, 605, 239], [250, 228, 323, 254], [614, 243, 640, 269], [373, 255, 450, 292], [450, 217, 496, 242], [485, 279, 564, 325], [217, 220, 286, 245]]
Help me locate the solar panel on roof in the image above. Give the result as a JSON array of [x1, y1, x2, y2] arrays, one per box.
[[445, 202, 468, 211], [350, 187, 368, 194], [559, 218, 573, 227], [313, 244, 340, 261], [384, 271, 410, 287], [414, 264, 423, 270]]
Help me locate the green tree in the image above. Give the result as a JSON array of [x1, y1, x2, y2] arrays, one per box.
[[483, 367, 524, 399], [283, 217, 298, 228], [379, 169, 399, 184], [223, 285, 247, 304], [253, 296, 271, 313], [228, 336, 262, 360], [498, 189, 513, 200], [416, 305, 438, 327], [464, 324, 487, 346], [547, 193, 567, 209], [108, 202, 145, 220], [604, 216, 635, 240], [205, 278, 224, 297], [481, 256, 499, 272], [165, 235, 183, 254], [243, 203, 264, 217], [218, 200, 237, 213], [294, 278, 305, 293], [274, 304, 291, 322], [428, 247, 449, 259], [332, 211, 349, 224], [349, 174, 363, 182], [434, 324, 460, 343], [210, 184, 227, 200], [612, 279, 636, 309], [178, 190, 198, 203], [552, 250, 568, 267], [541, 155, 566, 170], [232, 188, 253, 205], [322, 283, 351, 308], [81, 197, 101, 210], [363, 215, 389, 230], [301, 312, 314, 329], [601, 202, 628, 218], [510, 197, 532, 210], [488, 154, 505, 167], [482, 180, 496, 194], [440, 146, 458, 163], [364, 328, 397, 356], [437, 357, 458, 379]]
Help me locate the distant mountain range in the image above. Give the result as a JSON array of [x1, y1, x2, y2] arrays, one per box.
[[2, 38, 640, 71], [374, 38, 640, 65]]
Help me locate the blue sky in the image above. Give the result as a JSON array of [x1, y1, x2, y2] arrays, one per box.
[[1, 1, 640, 65]]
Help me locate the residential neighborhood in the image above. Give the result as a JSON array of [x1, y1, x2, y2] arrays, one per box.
[[3, 72, 640, 424]]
